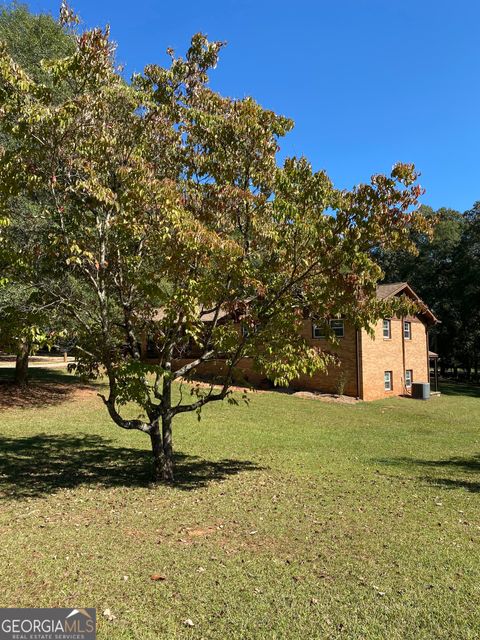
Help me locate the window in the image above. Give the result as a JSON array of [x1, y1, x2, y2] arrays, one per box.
[[312, 323, 326, 339], [330, 320, 344, 338], [383, 319, 391, 339], [405, 369, 413, 388], [384, 371, 393, 391], [312, 319, 344, 339], [404, 321, 411, 340], [241, 323, 258, 338]]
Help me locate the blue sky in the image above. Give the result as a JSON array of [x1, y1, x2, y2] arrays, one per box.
[[27, 0, 480, 211]]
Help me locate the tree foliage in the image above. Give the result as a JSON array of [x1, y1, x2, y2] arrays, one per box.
[[376, 204, 480, 377], [0, 3, 74, 382], [0, 5, 429, 481]]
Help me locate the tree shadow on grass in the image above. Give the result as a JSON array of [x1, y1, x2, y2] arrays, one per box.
[[374, 454, 480, 493], [0, 368, 97, 410], [439, 382, 480, 398], [0, 381, 94, 410], [0, 433, 261, 499]]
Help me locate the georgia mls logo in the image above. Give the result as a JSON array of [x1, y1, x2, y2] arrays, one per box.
[[0, 608, 96, 640]]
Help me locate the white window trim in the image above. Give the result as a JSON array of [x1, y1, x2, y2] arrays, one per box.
[[312, 323, 326, 339], [312, 319, 345, 339], [330, 319, 345, 338], [405, 369, 413, 388], [383, 319, 391, 339], [404, 321, 412, 340], [384, 371, 393, 391]]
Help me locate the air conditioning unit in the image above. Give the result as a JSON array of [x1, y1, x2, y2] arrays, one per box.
[[411, 382, 430, 400]]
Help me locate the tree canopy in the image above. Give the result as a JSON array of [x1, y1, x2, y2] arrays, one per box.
[[0, 4, 429, 481]]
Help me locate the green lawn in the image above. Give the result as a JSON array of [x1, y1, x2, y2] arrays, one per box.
[[0, 370, 479, 639]]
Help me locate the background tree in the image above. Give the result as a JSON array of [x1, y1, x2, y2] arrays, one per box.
[[454, 203, 480, 378], [376, 203, 480, 379], [0, 282, 60, 385], [0, 2, 74, 382], [0, 8, 428, 481], [0, 2, 74, 82]]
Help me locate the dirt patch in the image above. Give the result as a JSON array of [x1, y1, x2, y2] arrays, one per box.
[[291, 391, 359, 404], [185, 526, 217, 537], [177, 378, 359, 403], [0, 381, 96, 410]]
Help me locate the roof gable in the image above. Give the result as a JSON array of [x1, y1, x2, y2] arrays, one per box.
[[377, 282, 439, 325]]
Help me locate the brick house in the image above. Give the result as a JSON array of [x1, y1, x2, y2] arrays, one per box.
[[146, 282, 439, 401], [291, 282, 439, 401]]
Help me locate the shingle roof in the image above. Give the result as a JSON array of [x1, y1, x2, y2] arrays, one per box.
[[376, 282, 409, 300], [377, 282, 439, 324]]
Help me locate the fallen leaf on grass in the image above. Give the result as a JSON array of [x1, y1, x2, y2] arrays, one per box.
[[373, 585, 386, 596], [102, 609, 116, 621], [150, 574, 167, 581]]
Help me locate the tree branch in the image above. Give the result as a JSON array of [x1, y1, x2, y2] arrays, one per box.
[[98, 392, 153, 434], [172, 349, 216, 380]]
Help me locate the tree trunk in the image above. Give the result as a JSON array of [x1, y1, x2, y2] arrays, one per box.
[[15, 340, 30, 387], [161, 413, 174, 482], [150, 423, 163, 482], [149, 418, 174, 483], [156, 351, 175, 483]]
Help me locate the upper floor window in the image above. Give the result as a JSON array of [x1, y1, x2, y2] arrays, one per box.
[[383, 319, 391, 339], [330, 320, 345, 338], [404, 321, 411, 340], [312, 319, 345, 339], [312, 323, 326, 339]]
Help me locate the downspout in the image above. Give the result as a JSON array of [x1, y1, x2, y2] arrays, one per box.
[[401, 316, 407, 394], [356, 329, 362, 400], [426, 326, 431, 387]]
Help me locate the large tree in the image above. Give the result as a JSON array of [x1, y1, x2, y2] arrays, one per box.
[[0, 6, 428, 481]]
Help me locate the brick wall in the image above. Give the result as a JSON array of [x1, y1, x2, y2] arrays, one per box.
[[359, 316, 429, 401], [169, 318, 359, 395], [404, 315, 429, 387], [292, 319, 359, 396], [146, 314, 429, 401], [172, 356, 267, 387]]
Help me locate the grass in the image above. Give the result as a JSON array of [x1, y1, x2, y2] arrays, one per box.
[[0, 369, 479, 639]]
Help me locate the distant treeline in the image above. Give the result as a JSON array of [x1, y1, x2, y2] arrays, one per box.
[[376, 204, 480, 380]]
